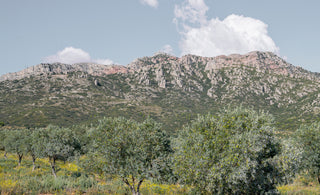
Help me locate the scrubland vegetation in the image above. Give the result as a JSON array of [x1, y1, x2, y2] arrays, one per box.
[[1, 107, 320, 194]]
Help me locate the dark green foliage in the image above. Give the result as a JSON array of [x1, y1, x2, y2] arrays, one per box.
[[0, 129, 7, 151], [173, 107, 282, 194]]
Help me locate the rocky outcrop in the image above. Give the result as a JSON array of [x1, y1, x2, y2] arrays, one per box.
[[2, 51, 317, 83], [0, 63, 128, 81], [1, 51, 320, 130], [126, 51, 320, 90]]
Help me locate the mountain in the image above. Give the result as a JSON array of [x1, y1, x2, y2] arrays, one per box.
[[1, 51, 320, 132]]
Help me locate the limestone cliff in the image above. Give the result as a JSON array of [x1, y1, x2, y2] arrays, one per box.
[[1, 51, 319, 131], [0, 63, 128, 81]]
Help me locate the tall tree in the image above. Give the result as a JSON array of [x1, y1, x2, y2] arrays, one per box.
[[32, 125, 81, 177], [173, 107, 282, 194], [90, 117, 172, 195]]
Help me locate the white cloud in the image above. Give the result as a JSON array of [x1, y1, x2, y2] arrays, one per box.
[[93, 58, 114, 65], [160, 44, 174, 54], [140, 0, 158, 8], [174, 0, 208, 25], [43, 47, 113, 65], [174, 0, 279, 57]]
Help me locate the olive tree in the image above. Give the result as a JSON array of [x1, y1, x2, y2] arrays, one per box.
[[90, 117, 172, 195], [32, 125, 81, 177], [0, 129, 8, 159], [274, 138, 303, 184], [173, 107, 282, 194], [4, 129, 28, 166], [294, 122, 320, 183], [22, 129, 38, 171]]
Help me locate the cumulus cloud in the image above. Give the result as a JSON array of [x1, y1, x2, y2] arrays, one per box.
[[94, 58, 114, 65], [174, 0, 208, 25], [43, 47, 113, 65], [154, 44, 174, 56], [160, 44, 174, 54], [140, 0, 158, 8], [174, 0, 279, 57]]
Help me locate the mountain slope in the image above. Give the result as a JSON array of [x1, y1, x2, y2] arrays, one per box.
[[1, 51, 320, 131]]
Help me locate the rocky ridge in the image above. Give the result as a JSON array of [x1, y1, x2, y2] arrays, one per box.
[[1, 51, 320, 131], [1, 51, 317, 82], [0, 63, 128, 81]]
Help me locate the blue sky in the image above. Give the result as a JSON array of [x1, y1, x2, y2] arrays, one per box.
[[0, 0, 319, 76]]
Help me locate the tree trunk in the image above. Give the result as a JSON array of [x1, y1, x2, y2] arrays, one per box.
[[32, 155, 36, 171], [130, 186, 137, 195], [122, 177, 143, 195], [4, 151, 7, 159], [18, 153, 23, 166], [136, 179, 144, 195], [130, 186, 142, 195], [50, 157, 57, 178]]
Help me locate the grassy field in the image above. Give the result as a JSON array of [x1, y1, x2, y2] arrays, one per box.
[[1, 151, 320, 194], [0, 151, 191, 194], [277, 175, 320, 195]]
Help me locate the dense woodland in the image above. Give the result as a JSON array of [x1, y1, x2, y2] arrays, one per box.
[[1, 107, 320, 194]]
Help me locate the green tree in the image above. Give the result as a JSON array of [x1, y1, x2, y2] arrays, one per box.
[[24, 129, 38, 171], [70, 124, 91, 155], [294, 122, 320, 183], [4, 129, 28, 166], [32, 125, 81, 177], [0, 129, 8, 159], [173, 107, 281, 194], [90, 117, 172, 195], [274, 138, 302, 184]]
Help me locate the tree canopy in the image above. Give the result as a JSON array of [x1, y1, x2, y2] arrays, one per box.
[[173, 107, 282, 194], [4, 129, 28, 166], [90, 117, 172, 195], [32, 125, 81, 177], [294, 121, 320, 183]]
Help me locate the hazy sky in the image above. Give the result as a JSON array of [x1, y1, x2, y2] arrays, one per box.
[[1, 0, 319, 76]]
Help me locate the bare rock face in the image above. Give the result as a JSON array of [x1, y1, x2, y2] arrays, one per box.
[[1, 51, 320, 130], [0, 63, 128, 81], [125, 51, 319, 90], [128, 51, 309, 76], [1, 51, 318, 86], [204, 51, 290, 74]]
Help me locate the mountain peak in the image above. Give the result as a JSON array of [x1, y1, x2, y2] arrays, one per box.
[[1, 51, 320, 130], [0, 63, 127, 81], [206, 51, 290, 74], [0, 51, 315, 82]]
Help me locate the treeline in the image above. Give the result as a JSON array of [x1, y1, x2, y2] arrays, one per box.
[[0, 107, 319, 194]]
